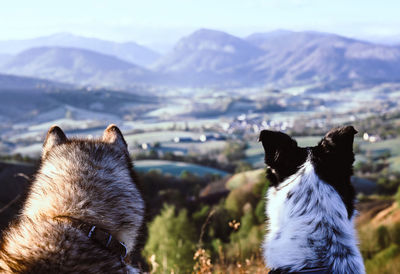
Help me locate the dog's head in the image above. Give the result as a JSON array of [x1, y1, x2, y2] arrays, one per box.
[[36, 124, 144, 252], [259, 126, 357, 218], [43, 124, 128, 158]]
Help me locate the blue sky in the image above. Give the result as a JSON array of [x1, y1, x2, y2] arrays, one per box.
[[1, 0, 399, 45]]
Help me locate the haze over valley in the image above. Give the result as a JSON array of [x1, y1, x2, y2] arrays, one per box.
[[1, 28, 400, 163]]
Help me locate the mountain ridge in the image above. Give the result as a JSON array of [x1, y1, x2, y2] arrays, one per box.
[[0, 47, 156, 88], [0, 33, 160, 67], [2, 29, 400, 88]]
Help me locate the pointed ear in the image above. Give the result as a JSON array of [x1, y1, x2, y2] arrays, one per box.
[[259, 130, 307, 186], [320, 126, 357, 152], [43, 125, 67, 157], [259, 130, 298, 151], [258, 130, 298, 165], [102, 124, 127, 151]]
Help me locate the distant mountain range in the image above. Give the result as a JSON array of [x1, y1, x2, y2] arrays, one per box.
[[0, 33, 160, 67], [0, 54, 12, 66], [1, 29, 400, 88], [0, 47, 158, 88], [243, 30, 400, 86]]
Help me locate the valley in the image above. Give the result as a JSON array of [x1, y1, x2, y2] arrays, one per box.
[[1, 27, 400, 273]]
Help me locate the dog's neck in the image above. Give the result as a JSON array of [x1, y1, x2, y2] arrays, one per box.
[[54, 216, 128, 260], [263, 159, 365, 273]]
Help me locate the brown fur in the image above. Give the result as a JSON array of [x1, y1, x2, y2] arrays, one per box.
[[0, 125, 145, 273]]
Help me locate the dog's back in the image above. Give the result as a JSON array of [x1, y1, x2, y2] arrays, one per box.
[[0, 125, 144, 273], [259, 127, 365, 274]]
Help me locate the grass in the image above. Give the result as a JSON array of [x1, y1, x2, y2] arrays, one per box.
[[365, 244, 400, 274], [162, 140, 227, 155], [134, 160, 229, 177], [124, 131, 202, 144], [361, 137, 400, 172]]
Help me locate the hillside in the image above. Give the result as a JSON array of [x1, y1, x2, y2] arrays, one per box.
[[0, 54, 12, 66], [0, 33, 160, 67], [0, 87, 158, 126], [356, 198, 400, 273], [154, 29, 265, 86], [0, 161, 35, 231], [0, 73, 69, 90], [0, 47, 155, 88], [245, 30, 400, 87]]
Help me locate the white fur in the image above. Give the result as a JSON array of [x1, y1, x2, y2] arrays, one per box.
[[263, 159, 365, 273]]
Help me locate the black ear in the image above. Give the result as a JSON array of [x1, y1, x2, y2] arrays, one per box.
[[43, 125, 67, 157], [259, 130, 298, 165], [259, 130, 307, 186], [319, 126, 357, 153], [313, 126, 357, 219], [102, 124, 128, 151]]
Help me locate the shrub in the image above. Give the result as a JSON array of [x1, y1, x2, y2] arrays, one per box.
[[365, 244, 400, 274], [389, 222, 400, 245], [376, 225, 391, 251], [227, 210, 264, 261], [396, 185, 400, 207], [143, 205, 197, 273], [255, 199, 266, 224], [359, 227, 377, 259], [225, 188, 256, 218]]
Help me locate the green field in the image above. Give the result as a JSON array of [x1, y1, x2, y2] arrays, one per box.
[[124, 131, 202, 144], [360, 138, 400, 172], [134, 160, 229, 177]]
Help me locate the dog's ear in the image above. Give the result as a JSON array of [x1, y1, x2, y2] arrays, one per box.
[[43, 125, 67, 157], [259, 130, 298, 166], [314, 126, 357, 219], [102, 124, 128, 151], [319, 126, 357, 154], [259, 130, 307, 186]]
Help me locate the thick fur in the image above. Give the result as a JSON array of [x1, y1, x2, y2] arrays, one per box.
[[260, 126, 365, 273], [0, 125, 145, 273]]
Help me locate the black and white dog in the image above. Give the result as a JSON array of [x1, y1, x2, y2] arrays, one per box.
[[259, 126, 365, 274]]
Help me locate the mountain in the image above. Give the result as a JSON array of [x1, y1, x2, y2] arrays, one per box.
[[2, 30, 400, 88], [361, 35, 400, 46], [0, 73, 69, 90], [154, 29, 400, 87], [0, 54, 12, 66], [154, 29, 265, 86], [0, 33, 160, 67], [244, 30, 400, 87], [0, 47, 156, 88]]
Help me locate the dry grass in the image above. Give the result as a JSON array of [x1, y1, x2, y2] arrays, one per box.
[[213, 256, 268, 274], [193, 249, 212, 274]]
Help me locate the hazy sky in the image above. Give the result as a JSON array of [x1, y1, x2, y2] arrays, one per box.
[[1, 0, 399, 46]]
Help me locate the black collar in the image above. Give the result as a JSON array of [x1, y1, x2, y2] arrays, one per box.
[[54, 216, 128, 259], [269, 267, 329, 274]]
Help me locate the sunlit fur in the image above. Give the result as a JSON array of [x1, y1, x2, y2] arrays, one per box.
[[263, 158, 365, 273], [0, 125, 144, 273]]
